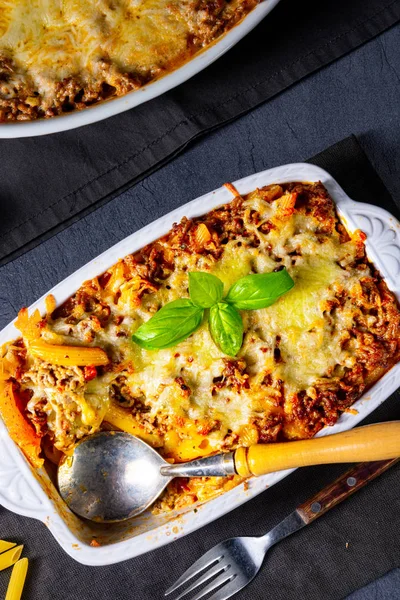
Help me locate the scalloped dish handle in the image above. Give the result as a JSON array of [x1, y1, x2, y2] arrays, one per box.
[[339, 201, 400, 297]]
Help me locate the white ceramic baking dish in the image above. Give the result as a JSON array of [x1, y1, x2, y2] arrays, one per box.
[[1, 163, 399, 565], [0, 0, 281, 139]]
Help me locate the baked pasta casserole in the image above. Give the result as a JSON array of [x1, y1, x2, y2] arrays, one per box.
[[0, 181, 399, 513], [0, 0, 258, 122]]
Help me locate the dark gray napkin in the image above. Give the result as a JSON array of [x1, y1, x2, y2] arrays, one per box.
[[1, 0, 399, 266], [0, 135, 399, 600]]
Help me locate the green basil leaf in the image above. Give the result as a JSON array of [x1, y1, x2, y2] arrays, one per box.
[[132, 299, 203, 350], [188, 271, 224, 308], [209, 302, 243, 357], [225, 268, 294, 310]]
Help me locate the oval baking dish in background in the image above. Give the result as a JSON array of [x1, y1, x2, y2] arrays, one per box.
[[0, 0, 281, 139]]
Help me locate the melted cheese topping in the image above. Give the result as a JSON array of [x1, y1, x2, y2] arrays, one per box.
[[2, 0, 189, 78], [20, 185, 370, 454], [113, 229, 359, 441]]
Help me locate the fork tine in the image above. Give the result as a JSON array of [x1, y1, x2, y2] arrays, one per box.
[[165, 547, 224, 595], [190, 572, 236, 600], [205, 577, 243, 600], [172, 562, 231, 600]]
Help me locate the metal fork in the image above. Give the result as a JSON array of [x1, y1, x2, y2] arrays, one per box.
[[165, 458, 399, 600]]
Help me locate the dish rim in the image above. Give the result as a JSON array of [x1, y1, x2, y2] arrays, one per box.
[[0, 162, 399, 565], [0, 0, 281, 139]]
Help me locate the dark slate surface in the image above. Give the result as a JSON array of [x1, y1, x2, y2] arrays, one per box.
[[0, 23, 400, 600]]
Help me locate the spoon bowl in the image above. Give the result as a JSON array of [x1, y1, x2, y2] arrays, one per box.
[[58, 431, 171, 522]]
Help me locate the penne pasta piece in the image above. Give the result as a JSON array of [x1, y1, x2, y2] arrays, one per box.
[[275, 191, 297, 219], [173, 438, 211, 462], [238, 424, 259, 447], [29, 342, 109, 367], [0, 383, 43, 468], [224, 182, 241, 198], [0, 367, 10, 381], [14, 308, 42, 341], [0, 350, 21, 381], [5, 557, 28, 600], [104, 402, 163, 447], [164, 420, 215, 462], [0, 545, 23, 572], [194, 223, 212, 248], [45, 294, 57, 315], [0, 541, 17, 555], [105, 261, 125, 293], [258, 184, 283, 202], [173, 435, 213, 462]]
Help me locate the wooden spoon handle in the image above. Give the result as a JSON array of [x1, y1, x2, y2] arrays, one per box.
[[234, 422, 400, 477], [296, 458, 399, 524]]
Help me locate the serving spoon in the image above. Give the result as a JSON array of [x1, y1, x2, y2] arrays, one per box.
[[58, 421, 400, 522]]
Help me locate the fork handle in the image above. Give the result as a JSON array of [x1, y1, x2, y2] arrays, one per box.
[[296, 458, 399, 524], [234, 422, 400, 477]]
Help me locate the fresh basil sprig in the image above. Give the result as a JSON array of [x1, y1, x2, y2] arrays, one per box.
[[225, 269, 294, 310], [132, 268, 294, 355], [209, 302, 243, 357], [189, 272, 223, 308], [132, 299, 203, 350]]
